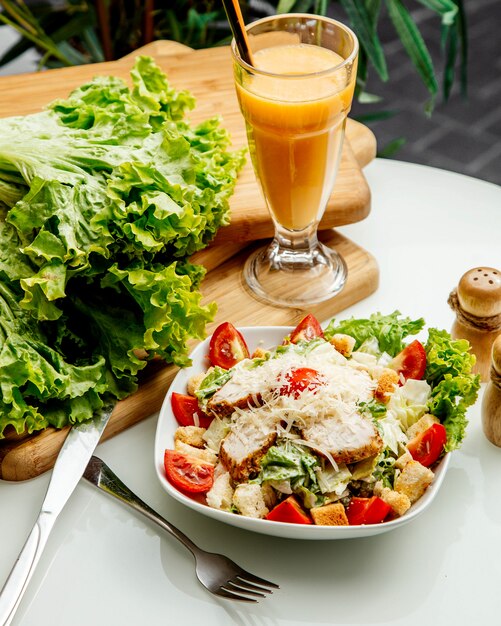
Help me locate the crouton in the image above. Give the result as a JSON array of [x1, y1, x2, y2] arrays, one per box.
[[374, 481, 411, 517], [374, 368, 400, 403], [233, 483, 269, 519], [261, 482, 278, 509], [251, 347, 269, 359], [206, 472, 234, 512], [329, 333, 356, 357], [395, 451, 413, 470], [394, 460, 434, 503], [187, 371, 209, 397], [174, 426, 206, 448], [310, 503, 349, 526], [174, 440, 218, 465], [406, 414, 440, 440]]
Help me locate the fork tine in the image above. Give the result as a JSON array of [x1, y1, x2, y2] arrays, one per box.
[[215, 588, 259, 603], [233, 577, 275, 594], [226, 580, 268, 598], [236, 572, 280, 589]]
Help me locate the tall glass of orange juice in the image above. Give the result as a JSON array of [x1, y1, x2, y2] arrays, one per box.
[[232, 13, 358, 306]]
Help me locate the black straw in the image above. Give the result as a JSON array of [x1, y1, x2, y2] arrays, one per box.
[[222, 0, 254, 66]]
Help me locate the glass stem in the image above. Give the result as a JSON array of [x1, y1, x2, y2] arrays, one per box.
[[266, 221, 326, 272], [273, 222, 319, 253]]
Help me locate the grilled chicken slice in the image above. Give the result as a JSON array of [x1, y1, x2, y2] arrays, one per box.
[[301, 410, 383, 465], [207, 389, 262, 418], [219, 411, 278, 482], [207, 371, 265, 418]]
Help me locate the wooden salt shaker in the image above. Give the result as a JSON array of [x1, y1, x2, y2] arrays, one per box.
[[449, 267, 501, 382], [481, 335, 501, 447]]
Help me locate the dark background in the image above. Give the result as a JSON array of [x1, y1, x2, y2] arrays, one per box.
[[348, 0, 501, 186]]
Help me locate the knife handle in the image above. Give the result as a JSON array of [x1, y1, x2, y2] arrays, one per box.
[[0, 512, 54, 626]]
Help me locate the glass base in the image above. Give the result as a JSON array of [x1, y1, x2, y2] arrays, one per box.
[[243, 239, 347, 307]]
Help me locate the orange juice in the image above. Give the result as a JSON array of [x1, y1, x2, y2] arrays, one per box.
[[235, 44, 356, 231]]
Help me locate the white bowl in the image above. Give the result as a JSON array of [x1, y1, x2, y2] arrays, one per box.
[[154, 326, 450, 540]]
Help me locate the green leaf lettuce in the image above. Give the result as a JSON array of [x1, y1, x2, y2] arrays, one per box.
[[324, 310, 425, 356], [0, 57, 244, 438], [425, 328, 480, 450]]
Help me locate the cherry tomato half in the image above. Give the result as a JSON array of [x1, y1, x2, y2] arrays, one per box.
[[279, 367, 324, 399], [171, 392, 213, 429], [164, 449, 214, 494], [346, 496, 391, 525], [265, 496, 312, 524], [407, 423, 447, 467], [390, 339, 427, 383], [208, 322, 250, 369], [289, 314, 324, 344]]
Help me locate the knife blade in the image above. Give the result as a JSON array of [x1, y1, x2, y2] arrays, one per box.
[[0, 403, 115, 626]]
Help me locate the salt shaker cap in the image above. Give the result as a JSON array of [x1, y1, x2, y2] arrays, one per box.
[[457, 267, 501, 317]]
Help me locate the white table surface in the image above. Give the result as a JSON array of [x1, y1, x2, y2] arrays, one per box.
[[1, 159, 500, 626]]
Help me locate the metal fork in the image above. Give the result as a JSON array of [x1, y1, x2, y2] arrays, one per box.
[[83, 456, 278, 602]]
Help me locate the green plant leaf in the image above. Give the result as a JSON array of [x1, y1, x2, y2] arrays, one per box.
[[385, 0, 438, 109], [0, 11, 74, 66], [55, 41, 88, 65], [0, 0, 40, 36], [288, 0, 315, 11], [442, 22, 458, 100], [354, 0, 382, 100], [440, 21, 450, 50], [48, 11, 95, 45], [340, 0, 388, 81], [314, 0, 329, 15], [355, 48, 368, 99], [166, 9, 182, 42], [358, 91, 383, 103], [354, 109, 399, 123], [378, 137, 406, 158], [81, 27, 105, 63], [365, 0, 382, 26], [277, 0, 297, 12], [456, 0, 468, 96], [415, 0, 458, 26]]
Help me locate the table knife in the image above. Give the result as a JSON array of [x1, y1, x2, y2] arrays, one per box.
[[0, 403, 114, 626]]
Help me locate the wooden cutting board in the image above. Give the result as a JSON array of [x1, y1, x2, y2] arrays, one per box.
[[0, 41, 379, 480], [0, 41, 375, 252]]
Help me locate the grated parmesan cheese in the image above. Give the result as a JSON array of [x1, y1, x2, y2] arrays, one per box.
[[210, 338, 384, 481]]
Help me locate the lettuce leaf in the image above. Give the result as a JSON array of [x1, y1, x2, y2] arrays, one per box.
[[101, 260, 216, 367], [0, 279, 115, 435], [0, 56, 245, 320], [259, 442, 319, 490], [0, 57, 244, 438], [387, 379, 431, 431], [425, 329, 480, 451], [196, 367, 233, 403], [324, 311, 425, 356]]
